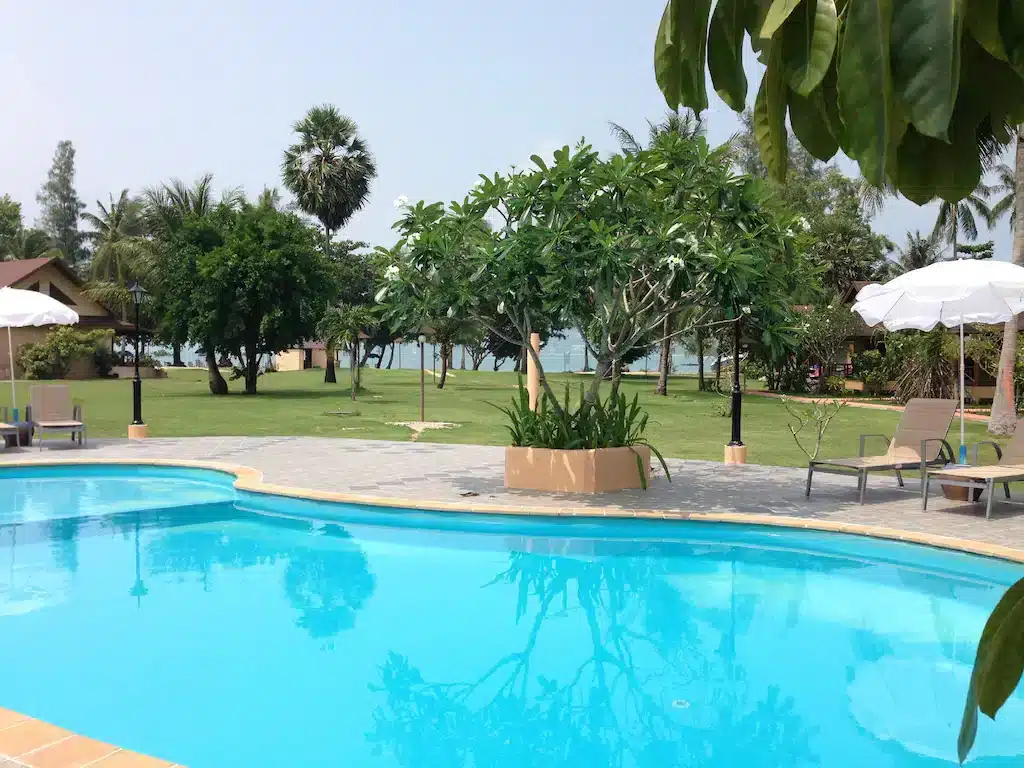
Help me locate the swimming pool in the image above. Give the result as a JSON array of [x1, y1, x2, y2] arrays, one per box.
[[0, 464, 1021, 767]]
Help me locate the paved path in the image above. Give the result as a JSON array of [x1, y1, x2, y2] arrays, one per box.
[[5, 436, 1024, 552]]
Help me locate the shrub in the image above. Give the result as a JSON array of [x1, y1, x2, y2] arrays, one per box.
[[823, 375, 847, 395], [851, 349, 892, 396], [17, 327, 110, 380], [496, 379, 671, 488]]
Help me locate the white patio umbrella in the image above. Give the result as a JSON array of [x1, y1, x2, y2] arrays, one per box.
[[0, 287, 79, 411], [852, 259, 1024, 464]]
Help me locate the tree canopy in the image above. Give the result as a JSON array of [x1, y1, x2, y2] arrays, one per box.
[[654, 0, 1024, 203]]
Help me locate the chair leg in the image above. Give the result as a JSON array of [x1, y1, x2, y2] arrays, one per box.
[[923, 475, 930, 511], [1004, 482, 1011, 500], [805, 464, 814, 498], [986, 479, 996, 520], [859, 471, 868, 504], [895, 469, 905, 488]]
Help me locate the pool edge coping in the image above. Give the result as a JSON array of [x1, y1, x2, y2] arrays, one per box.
[[5, 456, 1024, 565]]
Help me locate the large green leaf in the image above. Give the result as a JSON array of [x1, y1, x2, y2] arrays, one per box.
[[1000, 0, 1024, 74], [891, 0, 964, 139], [744, 0, 774, 52], [708, 0, 748, 110], [789, 89, 839, 160], [958, 578, 1024, 763], [838, 0, 896, 185], [654, 0, 713, 111], [967, 0, 1008, 60], [761, 0, 803, 39], [754, 45, 789, 178], [785, 0, 838, 95]]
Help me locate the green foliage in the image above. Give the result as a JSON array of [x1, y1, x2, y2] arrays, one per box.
[[318, 302, 377, 399], [959, 577, 1024, 763], [654, 0, 1024, 202], [497, 379, 671, 487], [35, 140, 86, 266], [0, 194, 22, 258], [851, 348, 893, 395], [966, 326, 1024, 409], [822, 375, 847, 395], [17, 327, 109, 380], [799, 301, 859, 391], [885, 329, 959, 401]]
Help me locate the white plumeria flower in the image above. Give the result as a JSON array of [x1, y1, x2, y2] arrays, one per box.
[[384, 264, 401, 282], [785, 228, 795, 238], [798, 216, 811, 231], [394, 195, 410, 210], [406, 232, 420, 247], [497, 300, 506, 314]]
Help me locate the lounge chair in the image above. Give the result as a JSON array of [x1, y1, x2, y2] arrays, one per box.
[[27, 384, 86, 449], [924, 421, 1024, 519], [806, 398, 957, 503]]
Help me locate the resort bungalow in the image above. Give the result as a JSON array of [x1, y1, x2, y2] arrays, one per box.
[[0, 257, 136, 378]]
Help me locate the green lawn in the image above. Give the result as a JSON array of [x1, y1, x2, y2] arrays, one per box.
[[0, 367, 998, 467]]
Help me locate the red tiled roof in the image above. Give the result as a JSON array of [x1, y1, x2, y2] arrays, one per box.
[[0, 257, 55, 288]]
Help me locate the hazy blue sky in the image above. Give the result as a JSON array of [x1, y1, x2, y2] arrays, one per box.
[[0, 0, 1011, 261]]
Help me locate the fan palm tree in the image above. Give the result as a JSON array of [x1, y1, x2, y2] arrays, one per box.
[[282, 105, 377, 383]]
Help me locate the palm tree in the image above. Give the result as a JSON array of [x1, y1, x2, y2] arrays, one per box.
[[989, 128, 1024, 435], [140, 174, 241, 391], [608, 109, 705, 155], [317, 303, 376, 401], [81, 191, 153, 321], [282, 105, 377, 384], [894, 230, 943, 272], [931, 181, 993, 260], [4, 228, 57, 260]]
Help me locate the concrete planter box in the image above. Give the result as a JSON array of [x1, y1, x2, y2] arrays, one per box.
[[504, 445, 651, 493]]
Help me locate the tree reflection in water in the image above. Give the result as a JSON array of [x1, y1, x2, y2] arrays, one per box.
[[368, 540, 816, 767]]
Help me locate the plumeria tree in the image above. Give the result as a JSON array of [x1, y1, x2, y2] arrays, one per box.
[[377, 138, 809, 409]]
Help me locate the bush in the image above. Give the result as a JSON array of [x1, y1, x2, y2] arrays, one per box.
[[93, 347, 116, 377], [823, 375, 847, 395], [17, 327, 110, 380], [496, 379, 671, 488]]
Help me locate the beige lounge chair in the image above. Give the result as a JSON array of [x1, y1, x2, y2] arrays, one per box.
[[924, 421, 1024, 519], [806, 398, 957, 503], [27, 384, 86, 449]]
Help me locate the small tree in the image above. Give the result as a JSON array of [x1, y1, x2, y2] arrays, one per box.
[[800, 302, 859, 393], [318, 303, 376, 400]]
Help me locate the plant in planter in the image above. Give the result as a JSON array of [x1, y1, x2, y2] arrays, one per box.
[[498, 380, 671, 493]]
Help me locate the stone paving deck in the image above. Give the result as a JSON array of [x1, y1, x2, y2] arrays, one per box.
[[5, 436, 1024, 553]]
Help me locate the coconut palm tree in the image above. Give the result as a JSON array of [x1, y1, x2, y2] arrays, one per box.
[[931, 181, 993, 260], [988, 162, 1016, 230], [282, 105, 377, 383], [893, 230, 943, 272], [608, 109, 705, 155], [81, 191, 153, 321]]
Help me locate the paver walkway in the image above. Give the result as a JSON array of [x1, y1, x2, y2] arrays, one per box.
[[5, 436, 1024, 552]]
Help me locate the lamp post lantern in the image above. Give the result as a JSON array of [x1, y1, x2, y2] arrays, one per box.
[[417, 334, 427, 421], [128, 281, 148, 439]]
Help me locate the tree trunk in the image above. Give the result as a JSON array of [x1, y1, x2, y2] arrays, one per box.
[[171, 342, 183, 367], [583, 345, 590, 372], [990, 126, 1024, 435], [472, 353, 483, 371], [243, 349, 259, 395], [460, 345, 465, 370], [438, 342, 450, 389], [205, 342, 228, 395], [386, 343, 395, 370], [655, 316, 671, 396], [324, 342, 337, 383], [350, 344, 358, 401], [696, 329, 705, 391], [715, 352, 722, 392], [609, 358, 623, 400]]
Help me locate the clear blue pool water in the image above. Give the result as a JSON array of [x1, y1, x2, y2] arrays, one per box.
[[0, 466, 1022, 767]]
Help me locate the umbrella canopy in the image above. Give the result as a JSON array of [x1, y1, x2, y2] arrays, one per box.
[[0, 287, 80, 411], [852, 259, 1024, 463], [854, 259, 1024, 330]]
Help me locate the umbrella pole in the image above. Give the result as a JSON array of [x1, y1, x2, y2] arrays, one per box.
[[6, 326, 14, 415], [960, 320, 967, 464]]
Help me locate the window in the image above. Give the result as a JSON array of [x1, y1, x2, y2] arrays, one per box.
[[48, 284, 76, 307], [25, 282, 39, 292]]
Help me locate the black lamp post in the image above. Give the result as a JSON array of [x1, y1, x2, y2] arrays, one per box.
[[728, 314, 743, 449], [418, 334, 427, 421], [128, 281, 148, 427]]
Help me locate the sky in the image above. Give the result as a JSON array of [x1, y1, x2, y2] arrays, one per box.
[[0, 0, 1012, 262]]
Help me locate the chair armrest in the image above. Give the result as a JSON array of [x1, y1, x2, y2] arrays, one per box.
[[859, 434, 890, 457], [973, 440, 1003, 464], [921, 438, 954, 464]]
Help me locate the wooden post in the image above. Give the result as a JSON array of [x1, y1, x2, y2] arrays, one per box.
[[527, 332, 541, 411]]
